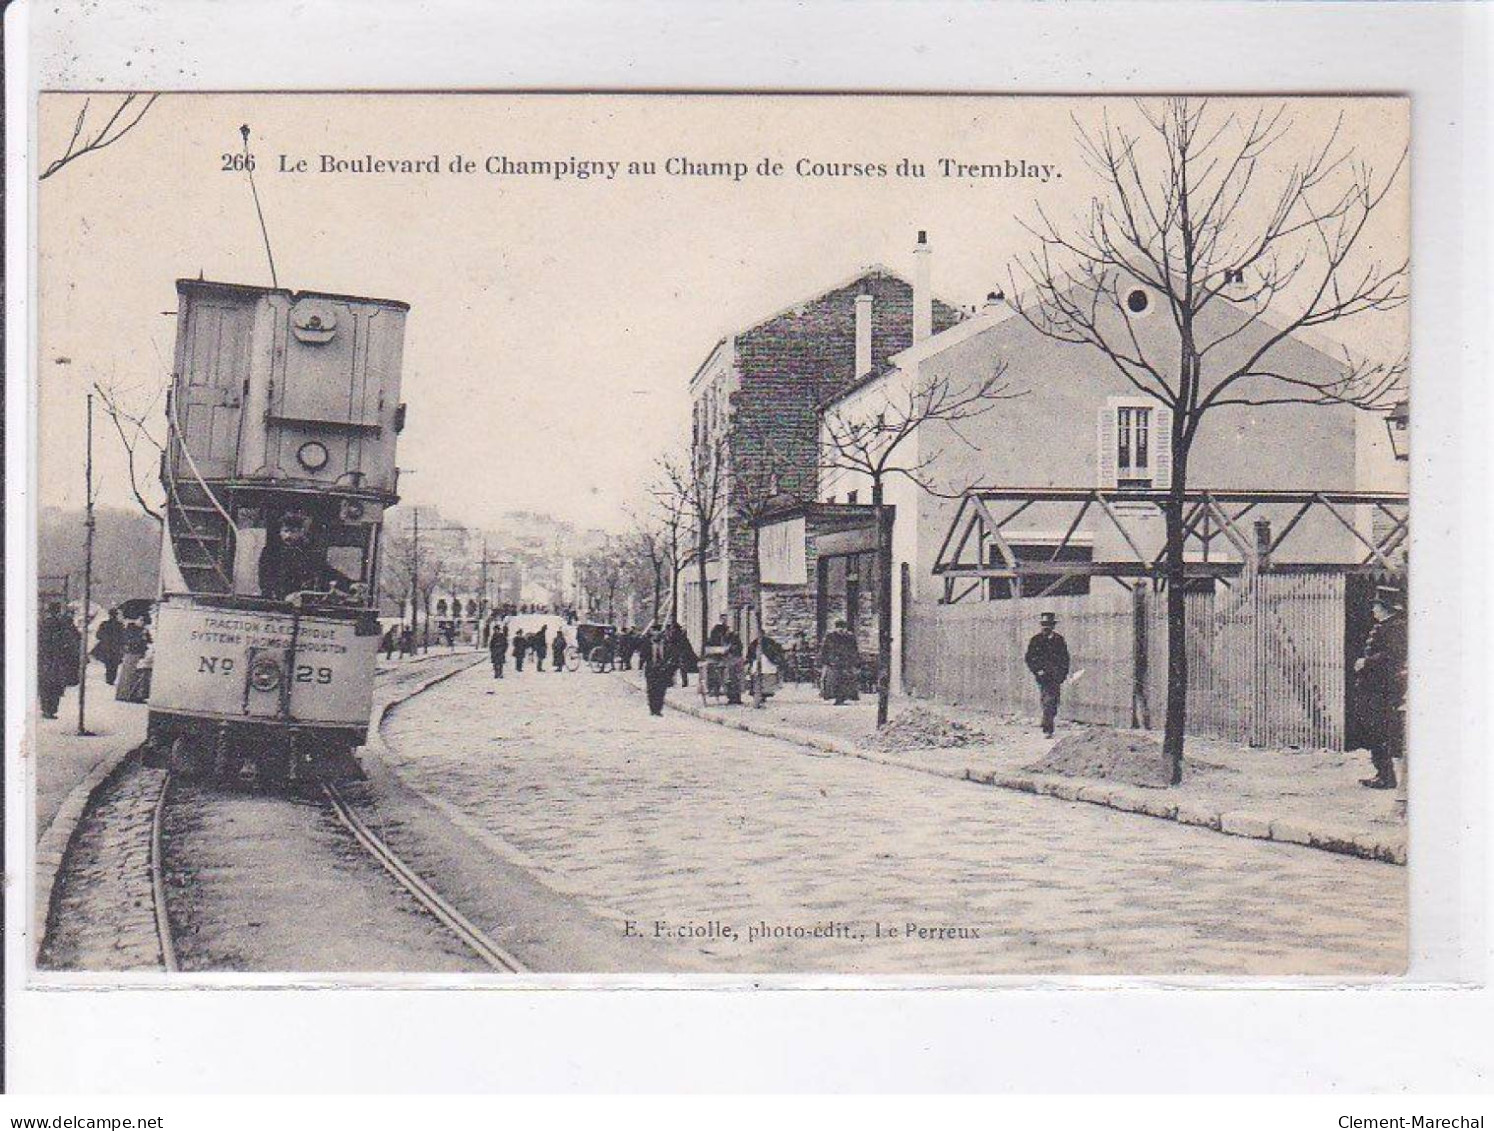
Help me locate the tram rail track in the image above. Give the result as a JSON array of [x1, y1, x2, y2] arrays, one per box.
[[145, 764, 524, 975], [322, 783, 527, 973], [148, 766, 179, 973], [137, 651, 517, 974]]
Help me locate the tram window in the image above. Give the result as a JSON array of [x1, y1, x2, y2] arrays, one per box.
[[233, 527, 266, 596], [327, 545, 365, 583]]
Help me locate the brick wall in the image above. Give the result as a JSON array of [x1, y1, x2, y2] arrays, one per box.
[[724, 271, 960, 620]]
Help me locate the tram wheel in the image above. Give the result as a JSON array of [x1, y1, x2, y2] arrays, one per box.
[[167, 735, 209, 780]]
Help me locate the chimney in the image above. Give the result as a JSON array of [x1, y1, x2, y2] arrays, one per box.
[[913, 229, 932, 343], [854, 293, 874, 378]]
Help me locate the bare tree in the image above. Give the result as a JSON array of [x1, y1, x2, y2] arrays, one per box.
[[92, 377, 168, 523], [625, 509, 669, 625], [821, 364, 1021, 726], [378, 525, 418, 624], [659, 442, 728, 648], [41, 94, 161, 181], [1010, 97, 1408, 782], [646, 466, 691, 623], [380, 508, 467, 650], [577, 536, 627, 624]]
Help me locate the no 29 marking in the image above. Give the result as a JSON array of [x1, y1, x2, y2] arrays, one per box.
[[198, 655, 334, 684]]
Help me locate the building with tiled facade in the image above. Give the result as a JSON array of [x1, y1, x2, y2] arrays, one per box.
[[679, 234, 963, 649]]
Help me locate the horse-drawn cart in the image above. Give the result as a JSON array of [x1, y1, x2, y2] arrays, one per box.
[[571, 622, 617, 672]]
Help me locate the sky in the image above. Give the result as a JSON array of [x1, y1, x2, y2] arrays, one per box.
[[36, 94, 1409, 531]]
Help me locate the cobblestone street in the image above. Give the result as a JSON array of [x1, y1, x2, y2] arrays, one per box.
[[381, 663, 1407, 975]]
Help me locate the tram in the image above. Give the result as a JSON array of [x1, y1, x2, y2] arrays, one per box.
[[144, 278, 408, 785]]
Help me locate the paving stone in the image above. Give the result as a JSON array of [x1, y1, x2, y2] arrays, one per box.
[[379, 665, 1408, 975]]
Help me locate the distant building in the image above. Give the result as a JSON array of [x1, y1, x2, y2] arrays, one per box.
[[680, 231, 964, 648]]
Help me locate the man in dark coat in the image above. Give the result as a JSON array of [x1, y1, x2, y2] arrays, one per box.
[[641, 622, 675, 716], [711, 617, 744, 704], [707, 615, 730, 649], [1025, 611, 1071, 737], [551, 629, 567, 672], [257, 510, 351, 600], [532, 625, 548, 671], [490, 622, 509, 679], [665, 621, 697, 687], [618, 627, 636, 670], [39, 602, 81, 719], [512, 630, 527, 672], [93, 608, 125, 685], [819, 619, 860, 705], [1354, 587, 1407, 789]]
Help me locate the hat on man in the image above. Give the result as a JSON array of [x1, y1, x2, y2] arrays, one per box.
[[1374, 585, 1405, 611], [1039, 611, 1058, 626]]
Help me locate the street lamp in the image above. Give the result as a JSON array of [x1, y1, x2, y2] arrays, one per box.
[[1384, 399, 1409, 462]]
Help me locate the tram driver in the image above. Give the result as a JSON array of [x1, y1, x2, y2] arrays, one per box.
[[258, 508, 355, 601]]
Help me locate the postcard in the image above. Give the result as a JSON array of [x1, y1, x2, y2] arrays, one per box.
[[27, 91, 1412, 980]]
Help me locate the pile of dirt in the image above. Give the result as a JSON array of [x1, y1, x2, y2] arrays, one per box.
[[1025, 728, 1173, 788], [868, 706, 989, 752]]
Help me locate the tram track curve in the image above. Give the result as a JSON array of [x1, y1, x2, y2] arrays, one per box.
[[148, 768, 179, 973], [322, 783, 526, 973], [53, 651, 493, 974]]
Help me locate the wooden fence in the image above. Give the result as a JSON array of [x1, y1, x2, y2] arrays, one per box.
[[904, 572, 1347, 749]]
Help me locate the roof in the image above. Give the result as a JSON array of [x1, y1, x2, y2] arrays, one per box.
[[176, 278, 411, 312], [687, 263, 964, 387], [734, 263, 898, 338], [755, 499, 882, 527], [821, 283, 1378, 412], [688, 336, 732, 390], [822, 300, 1024, 409]]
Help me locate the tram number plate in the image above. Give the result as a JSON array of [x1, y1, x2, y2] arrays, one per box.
[[196, 656, 333, 683]]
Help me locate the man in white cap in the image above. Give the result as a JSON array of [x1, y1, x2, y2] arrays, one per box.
[[1025, 611, 1071, 738]]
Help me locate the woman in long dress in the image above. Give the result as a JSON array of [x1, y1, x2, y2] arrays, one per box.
[[115, 618, 149, 702]]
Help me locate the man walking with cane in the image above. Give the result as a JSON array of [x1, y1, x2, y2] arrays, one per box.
[[1025, 611, 1070, 738]]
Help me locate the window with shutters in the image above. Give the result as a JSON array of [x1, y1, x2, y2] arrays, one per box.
[[1099, 397, 1172, 490], [1117, 405, 1152, 487]]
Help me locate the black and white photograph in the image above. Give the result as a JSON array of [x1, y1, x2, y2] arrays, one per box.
[[23, 90, 1416, 980]]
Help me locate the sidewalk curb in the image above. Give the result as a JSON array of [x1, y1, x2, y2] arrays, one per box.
[[642, 677, 1406, 867], [375, 653, 487, 726], [33, 739, 143, 965]]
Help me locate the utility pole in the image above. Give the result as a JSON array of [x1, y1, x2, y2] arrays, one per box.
[[480, 537, 490, 622], [76, 392, 96, 735], [476, 542, 513, 620], [411, 506, 422, 650]]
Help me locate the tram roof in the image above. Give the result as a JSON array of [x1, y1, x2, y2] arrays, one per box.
[[176, 277, 411, 312]]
